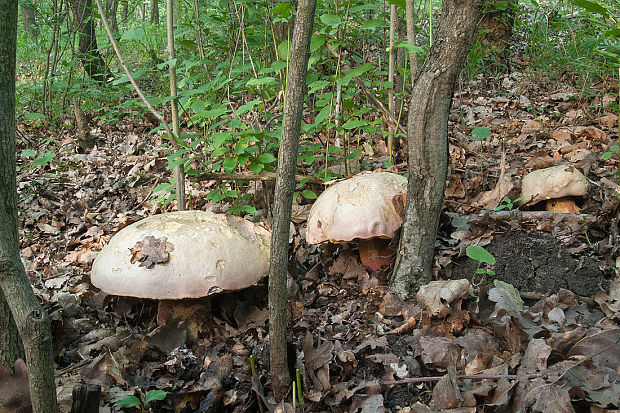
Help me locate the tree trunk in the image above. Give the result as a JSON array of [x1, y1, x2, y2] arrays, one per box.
[[68, 0, 110, 82], [0, 1, 59, 411], [105, 0, 119, 35], [20, 0, 38, 38], [391, 0, 483, 298], [268, 0, 317, 400], [150, 0, 159, 25], [120, 0, 128, 28], [166, 0, 185, 210], [476, 0, 516, 70]]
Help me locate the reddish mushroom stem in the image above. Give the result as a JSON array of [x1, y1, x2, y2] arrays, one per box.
[[358, 238, 392, 271]]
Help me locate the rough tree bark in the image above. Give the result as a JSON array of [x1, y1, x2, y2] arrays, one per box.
[[105, 0, 119, 35], [150, 0, 159, 25], [268, 0, 317, 400], [0, 1, 58, 411], [20, 0, 39, 38], [68, 0, 111, 82], [391, 0, 483, 298]]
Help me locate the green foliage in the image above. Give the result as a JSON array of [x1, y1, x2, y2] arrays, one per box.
[[113, 390, 169, 412], [14, 0, 617, 215], [516, 0, 618, 83], [494, 196, 523, 211], [466, 245, 496, 282]]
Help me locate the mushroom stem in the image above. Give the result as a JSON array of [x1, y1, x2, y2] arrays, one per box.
[[358, 238, 392, 271]]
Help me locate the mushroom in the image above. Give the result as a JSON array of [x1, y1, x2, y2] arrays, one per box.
[[305, 171, 407, 271], [91, 211, 271, 321], [518, 164, 588, 212]]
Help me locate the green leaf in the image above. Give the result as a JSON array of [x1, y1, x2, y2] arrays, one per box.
[[310, 34, 326, 53], [386, 0, 406, 9], [261, 60, 288, 74], [145, 390, 169, 404], [271, 2, 291, 18], [246, 77, 277, 87], [21, 149, 36, 158], [465, 245, 496, 265], [360, 18, 387, 30], [113, 396, 142, 408], [222, 156, 238, 173], [602, 152, 614, 160], [469, 126, 492, 141], [236, 99, 261, 115], [308, 80, 330, 94], [569, 0, 609, 17], [277, 40, 291, 61], [314, 105, 331, 125], [258, 153, 277, 163], [250, 162, 265, 174], [31, 152, 56, 167], [120, 27, 144, 42], [240, 205, 258, 214], [157, 58, 177, 70], [344, 149, 363, 160], [24, 112, 45, 121], [604, 28, 620, 38], [342, 119, 368, 129], [320, 14, 341, 26], [301, 190, 317, 199], [338, 63, 373, 86]]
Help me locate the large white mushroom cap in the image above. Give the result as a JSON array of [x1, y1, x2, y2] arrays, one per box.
[[91, 211, 271, 299], [306, 172, 407, 244], [519, 164, 588, 206]]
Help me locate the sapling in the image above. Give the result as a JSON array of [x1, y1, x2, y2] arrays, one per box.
[[113, 389, 169, 412], [465, 245, 496, 284]]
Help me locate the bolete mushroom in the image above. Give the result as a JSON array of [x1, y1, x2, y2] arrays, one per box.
[[518, 164, 588, 212], [305, 171, 407, 271], [91, 210, 270, 301]]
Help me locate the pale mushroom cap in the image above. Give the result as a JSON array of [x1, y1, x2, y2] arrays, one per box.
[[91, 211, 271, 299], [519, 164, 588, 206], [306, 172, 407, 244]]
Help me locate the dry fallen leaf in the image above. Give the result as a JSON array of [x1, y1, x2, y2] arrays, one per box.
[[416, 279, 471, 317], [129, 235, 174, 268]]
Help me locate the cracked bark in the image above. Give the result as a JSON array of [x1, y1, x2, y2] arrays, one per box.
[[268, 0, 317, 400], [391, 0, 483, 298]]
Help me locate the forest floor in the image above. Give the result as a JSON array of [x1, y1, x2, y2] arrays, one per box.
[[10, 70, 620, 412]]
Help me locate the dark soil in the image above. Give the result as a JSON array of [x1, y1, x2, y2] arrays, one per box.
[[443, 230, 606, 296]]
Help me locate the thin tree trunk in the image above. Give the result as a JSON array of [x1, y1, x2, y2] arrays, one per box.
[[0, 1, 58, 411], [20, 0, 38, 38], [166, 0, 185, 210], [68, 0, 111, 82], [268, 0, 317, 400], [120, 0, 128, 28], [105, 0, 119, 35], [391, 0, 483, 298], [150, 0, 159, 25]]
